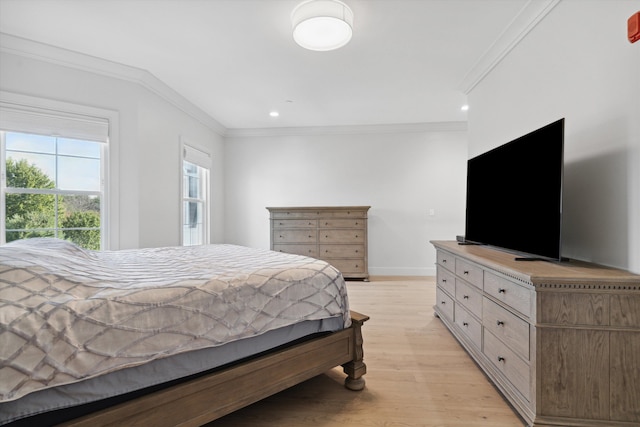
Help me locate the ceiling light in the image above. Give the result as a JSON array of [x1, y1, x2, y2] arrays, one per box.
[[461, 105, 469, 111], [270, 111, 280, 117], [291, 0, 354, 51]]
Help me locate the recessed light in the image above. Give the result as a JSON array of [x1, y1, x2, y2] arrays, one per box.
[[270, 111, 280, 117], [461, 105, 469, 111]]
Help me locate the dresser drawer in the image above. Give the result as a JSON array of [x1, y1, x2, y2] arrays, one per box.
[[270, 210, 319, 219], [455, 305, 482, 350], [272, 219, 317, 228], [455, 259, 483, 289], [483, 298, 529, 360], [436, 265, 456, 297], [484, 330, 531, 401], [272, 244, 318, 258], [328, 258, 366, 274], [319, 229, 365, 243], [320, 209, 368, 219], [436, 287, 454, 323], [436, 250, 455, 272], [319, 218, 365, 228], [320, 244, 365, 258], [273, 229, 316, 243], [484, 271, 532, 318], [456, 279, 483, 318]]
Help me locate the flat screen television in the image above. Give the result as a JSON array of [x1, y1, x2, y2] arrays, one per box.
[[464, 118, 564, 261]]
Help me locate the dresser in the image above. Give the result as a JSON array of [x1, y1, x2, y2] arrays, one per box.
[[267, 206, 369, 280], [431, 240, 640, 427]]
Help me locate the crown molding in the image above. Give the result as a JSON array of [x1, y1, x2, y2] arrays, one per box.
[[225, 121, 467, 138], [0, 32, 227, 136], [458, 0, 561, 94]]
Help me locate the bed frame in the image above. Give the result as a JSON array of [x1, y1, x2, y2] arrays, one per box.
[[58, 311, 369, 427]]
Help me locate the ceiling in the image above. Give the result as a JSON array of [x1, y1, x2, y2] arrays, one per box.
[[0, 0, 537, 131]]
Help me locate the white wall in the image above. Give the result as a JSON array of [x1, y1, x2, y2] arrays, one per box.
[[468, 1, 640, 273], [224, 127, 468, 276], [0, 51, 225, 249]]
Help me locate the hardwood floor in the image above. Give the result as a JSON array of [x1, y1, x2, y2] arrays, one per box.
[[208, 277, 526, 426]]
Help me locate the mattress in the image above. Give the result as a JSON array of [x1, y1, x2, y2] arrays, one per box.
[[0, 239, 350, 423], [0, 318, 342, 426]]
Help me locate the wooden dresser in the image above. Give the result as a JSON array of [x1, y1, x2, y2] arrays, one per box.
[[267, 206, 369, 280], [431, 240, 640, 427]]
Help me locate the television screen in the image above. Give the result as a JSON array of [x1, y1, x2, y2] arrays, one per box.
[[464, 118, 564, 261]]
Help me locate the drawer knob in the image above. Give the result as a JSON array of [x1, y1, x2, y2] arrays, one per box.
[[463, 295, 469, 299], [463, 322, 469, 327], [496, 320, 504, 326], [497, 356, 505, 362], [441, 301, 446, 305], [442, 279, 447, 283], [355, 250, 359, 253], [498, 288, 506, 293], [308, 235, 312, 238], [355, 235, 359, 238], [463, 271, 469, 275], [279, 235, 283, 238], [443, 259, 447, 263]]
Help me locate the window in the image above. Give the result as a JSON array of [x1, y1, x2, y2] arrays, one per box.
[[181, 143, 210, 246], [1, 98, 109, 249]]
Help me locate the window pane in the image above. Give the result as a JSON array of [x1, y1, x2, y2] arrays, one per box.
[[6, 132, 56, 154], [5, 152, 56, 188], [58, 138, 101, 158], [58, 156, 101, 191], [5, 193, 57, 243]]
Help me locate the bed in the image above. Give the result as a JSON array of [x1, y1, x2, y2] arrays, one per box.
[[0, 238, 368, 426]]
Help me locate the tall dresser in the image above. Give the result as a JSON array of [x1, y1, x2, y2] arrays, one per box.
[[267, 206, 369, 280], [431, 240, 640, 427]]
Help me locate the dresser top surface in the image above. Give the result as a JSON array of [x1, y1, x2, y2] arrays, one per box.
[[432, 240, 640, 287], [267, 206, 370, 212]]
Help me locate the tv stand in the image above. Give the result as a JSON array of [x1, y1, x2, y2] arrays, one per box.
[[431, 240, 640, 427]]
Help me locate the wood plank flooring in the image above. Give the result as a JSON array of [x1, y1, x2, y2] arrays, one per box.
[[208, 277, 526, 426]]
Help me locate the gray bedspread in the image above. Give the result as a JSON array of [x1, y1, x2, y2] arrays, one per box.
[[0, 239, 350, 402]]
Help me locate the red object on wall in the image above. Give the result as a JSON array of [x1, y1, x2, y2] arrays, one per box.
[[629, 12, 640, 43]]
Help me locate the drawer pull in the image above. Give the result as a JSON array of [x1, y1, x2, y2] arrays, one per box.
[[355, 235, 359, 238], [496, 320, 504, 326], [442, 279, 447, 283], [441, 301, 446, 305], [308, 235, 312, 238], [497, 356, 505, 362], [355, 250, 359, 253], [463, 322, 469, 327], [279, 235, 283, 238], [463, 295, 469, 299], [442, 259, 447, 263], [498, 288, 506, 293], [463, 271, 469, 275]]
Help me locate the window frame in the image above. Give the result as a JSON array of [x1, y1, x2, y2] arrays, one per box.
[[0, 91, 118, 249], [180, 139, 211, 246]]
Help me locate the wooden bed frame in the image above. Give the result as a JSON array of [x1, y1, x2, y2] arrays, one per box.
[[58, 311, 369, 427]]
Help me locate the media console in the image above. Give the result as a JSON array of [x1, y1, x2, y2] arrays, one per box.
[[431, 240, 640, 427]]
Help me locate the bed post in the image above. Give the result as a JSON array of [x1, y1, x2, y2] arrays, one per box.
[[342, 311, 369, 391]]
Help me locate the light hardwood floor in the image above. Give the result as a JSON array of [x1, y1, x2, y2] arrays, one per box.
[[208, 277, 526, 426]]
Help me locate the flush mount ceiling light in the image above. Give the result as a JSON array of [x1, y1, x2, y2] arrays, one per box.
[[291, 0, 354, 51]]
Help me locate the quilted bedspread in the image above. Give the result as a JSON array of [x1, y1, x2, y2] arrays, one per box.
[[0, 239, 350, 402]]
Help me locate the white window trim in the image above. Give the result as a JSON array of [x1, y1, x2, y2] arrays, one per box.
[[0, 91, 119, 249], [180, 137, 211, 246]]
